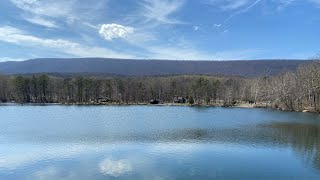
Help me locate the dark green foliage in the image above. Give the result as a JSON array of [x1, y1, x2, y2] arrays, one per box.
[[189, 96, 195, 105]]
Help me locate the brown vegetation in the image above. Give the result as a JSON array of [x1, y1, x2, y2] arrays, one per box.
[[0, 61, 320, 112]]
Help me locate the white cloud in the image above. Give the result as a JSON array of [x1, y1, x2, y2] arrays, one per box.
[[99, 158, 132, 177], [0, 26, 136, 59], [24, 16, 58, 28], [99, 24, 134, 41], [140, 0, 185, 24], [193, 26, 200, 31], [214, 24, 222, 28]]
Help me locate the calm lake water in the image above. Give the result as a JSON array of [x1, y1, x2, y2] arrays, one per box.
[[0, 104, 320, 180]]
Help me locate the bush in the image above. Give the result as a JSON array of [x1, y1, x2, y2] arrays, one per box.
[[189, 97, 195, 105]]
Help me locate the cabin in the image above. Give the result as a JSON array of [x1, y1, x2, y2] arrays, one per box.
[[150, 99, 160, 104], [248, 100, 255, 104], [174, 96, 186, 103], [97, 97, 110, 103]]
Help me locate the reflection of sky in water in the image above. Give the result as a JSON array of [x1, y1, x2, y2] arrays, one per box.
[[1, 142, 320, 180], [0, 105, 320, 179], [99, 158, 132, 177]]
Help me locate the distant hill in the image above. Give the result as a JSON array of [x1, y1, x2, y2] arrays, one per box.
[[0, 58, 310, 77]]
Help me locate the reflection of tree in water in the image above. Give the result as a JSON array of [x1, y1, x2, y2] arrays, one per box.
[[33, 119, 319, 172], [262, 123, 320, 171], [152, 123, 320, 171]]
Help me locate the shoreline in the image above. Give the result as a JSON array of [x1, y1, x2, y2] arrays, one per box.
[[0, 102, 317, 114]]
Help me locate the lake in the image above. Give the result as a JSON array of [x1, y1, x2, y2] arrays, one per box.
[[0, 104, 320, 180]]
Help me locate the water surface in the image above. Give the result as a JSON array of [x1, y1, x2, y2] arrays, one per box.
[[0, 104, 320, 179]]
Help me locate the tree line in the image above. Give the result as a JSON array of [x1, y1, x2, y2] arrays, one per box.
[[0, 61, 320, 112]]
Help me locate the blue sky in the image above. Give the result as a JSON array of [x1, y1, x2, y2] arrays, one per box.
[[0, 0, 320, 61]]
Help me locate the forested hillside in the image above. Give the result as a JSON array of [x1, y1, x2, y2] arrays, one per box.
[[1, 61, 320, 112], [0, 58, 308, 77]]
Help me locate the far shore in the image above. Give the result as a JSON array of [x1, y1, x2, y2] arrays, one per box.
[[0, 101, 317, 114]]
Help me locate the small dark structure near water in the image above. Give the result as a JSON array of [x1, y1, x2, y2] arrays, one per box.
[[174, 96, 186, 104], [97, 97, 110, 103], [249, 101, 255, 104], [150, 99, 160, 104]]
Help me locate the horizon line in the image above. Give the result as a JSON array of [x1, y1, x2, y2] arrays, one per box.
[[0, 57, 314, 63]]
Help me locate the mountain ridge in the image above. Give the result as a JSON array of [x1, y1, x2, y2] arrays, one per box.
[[0, 58, 310, 77]]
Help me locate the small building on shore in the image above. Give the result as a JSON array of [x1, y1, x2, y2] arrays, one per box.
[[97, 97, 110, 103], [150, 99, 160, 104], [174, 96, 186, 104]]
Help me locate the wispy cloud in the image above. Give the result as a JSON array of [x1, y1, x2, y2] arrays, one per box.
[[4, 0, 307, 61], [0, 25, 224, 60], [273, 0, 297, 10], [140, 0, 185, 25], [225, 0, 262, 22], [24, 16, 59, 28], [219, 0, 320, 21], [0, 57, 25, 62], [309, 0, 320, 6], [279, 0, 296, 6], [221, 0, 250, 11], [9, 0, 108, 28], [0, 26, 136, 59], [145, 46, 212, 60], [10, 0, 74, 18], [9, 0, 75, 29], [211, 49, 266, 60], [205, 0, 249, 10], [82, 22, 99, 30], [143, 47, 265, 61]]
